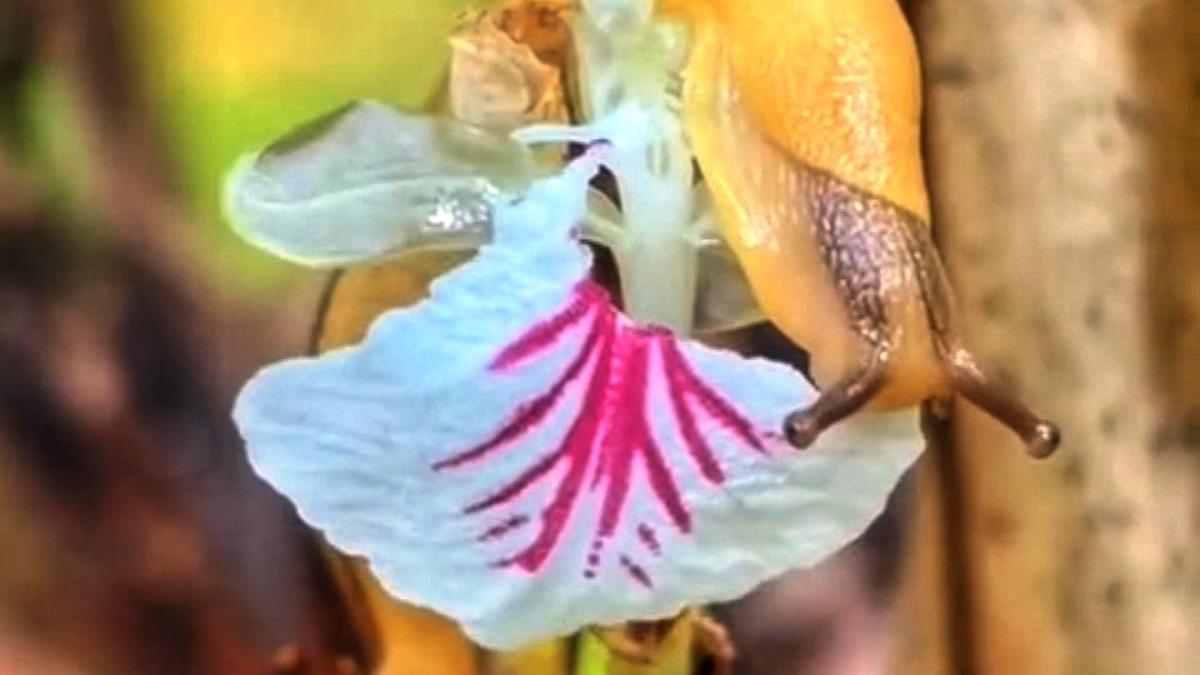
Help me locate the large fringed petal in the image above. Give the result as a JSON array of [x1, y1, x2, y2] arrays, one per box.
[[234, 155, 921, 649]]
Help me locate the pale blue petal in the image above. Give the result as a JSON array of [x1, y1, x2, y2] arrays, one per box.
[[224, 101, 536, 267], [234, 155, 921, 649]]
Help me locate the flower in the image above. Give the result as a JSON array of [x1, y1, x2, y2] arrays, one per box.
[[225, 0, 921, 651]]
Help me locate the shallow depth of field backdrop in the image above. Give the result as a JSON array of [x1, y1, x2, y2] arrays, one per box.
[[0, 1, 1198, 674]]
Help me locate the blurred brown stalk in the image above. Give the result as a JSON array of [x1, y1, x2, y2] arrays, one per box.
[[0, 1, 366, 673], [893, 1, 1200, 674]]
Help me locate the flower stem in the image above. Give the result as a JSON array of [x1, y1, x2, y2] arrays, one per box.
[[575, 620, 696, 675]]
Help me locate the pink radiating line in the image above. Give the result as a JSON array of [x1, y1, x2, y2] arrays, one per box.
[[490, 281, 603, 371], [595, 328, 648, 537], [464, 311, 614, 515], [637, 523, 662, 556], [658, 335, 725, 484], [436, 279, 771, 584], [501, 318, 615, 573], [478, 514, 530, 542], [661, 338, 766, 453], [619, 555, 654, 589], [636, 429, 692, 533], [583, 538, 605, 579], [434, 312, 605, 471]]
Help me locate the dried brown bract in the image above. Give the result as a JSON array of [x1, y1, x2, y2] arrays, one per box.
[[448, 0, 572, 131]]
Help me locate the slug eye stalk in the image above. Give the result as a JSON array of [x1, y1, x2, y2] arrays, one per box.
[[783, 346, 1062, 460], [768, 169, 1060, 459], [943, 349, 1061, 459], [766, 164, 1060, 460]]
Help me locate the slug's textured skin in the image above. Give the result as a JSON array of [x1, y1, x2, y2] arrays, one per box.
[[658, 0, 1059, 453], [718, 0, 929, 219], [660, 0, 945, 406]]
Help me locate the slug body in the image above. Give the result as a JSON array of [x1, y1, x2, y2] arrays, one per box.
[[658, 0, 1059, 456]]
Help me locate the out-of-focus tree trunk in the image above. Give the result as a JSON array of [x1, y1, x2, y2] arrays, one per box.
[[894, 1, 1200, 674], [0, 1, 371, 673]]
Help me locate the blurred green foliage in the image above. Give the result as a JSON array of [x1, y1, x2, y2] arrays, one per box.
[[125, 0, 480, 292]]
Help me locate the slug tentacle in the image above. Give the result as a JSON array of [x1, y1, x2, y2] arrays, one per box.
[[784, 349, 888, 449], [945, 349, 1062, 459]]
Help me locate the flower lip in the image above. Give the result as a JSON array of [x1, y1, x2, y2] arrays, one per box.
[[233, 155, 923, 649]]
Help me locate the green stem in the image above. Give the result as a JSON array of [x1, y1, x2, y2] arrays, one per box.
[[575, 622, 696, 675]]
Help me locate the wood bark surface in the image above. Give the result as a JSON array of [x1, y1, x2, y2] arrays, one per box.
[[894, 1, 1200, 673]]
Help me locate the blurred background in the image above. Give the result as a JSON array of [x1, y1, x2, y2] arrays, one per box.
[[0, 1, 1197, 674]]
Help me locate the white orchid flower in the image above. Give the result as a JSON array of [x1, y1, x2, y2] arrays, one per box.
[[225, 0, 922, 651]]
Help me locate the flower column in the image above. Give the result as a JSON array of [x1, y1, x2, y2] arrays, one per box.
[[522, 0, 700, 334]]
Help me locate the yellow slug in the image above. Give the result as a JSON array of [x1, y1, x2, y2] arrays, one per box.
[[657, 0, 1060, 457]]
